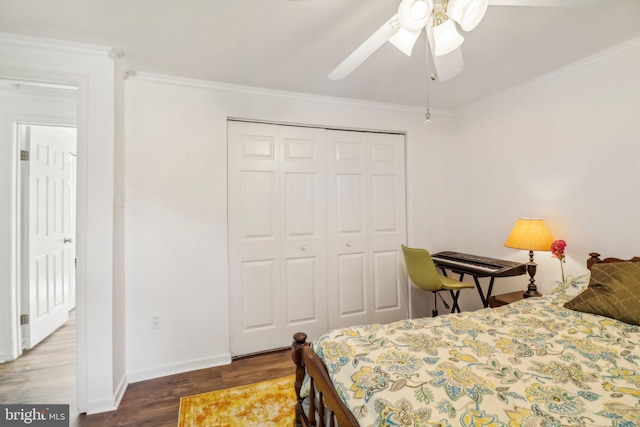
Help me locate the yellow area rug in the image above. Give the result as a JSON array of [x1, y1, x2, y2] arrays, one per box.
[[178, 374, 297, 427]]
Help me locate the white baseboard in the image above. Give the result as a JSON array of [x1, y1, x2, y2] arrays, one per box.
[[84, 374, 127, 414], [113, 374, 128, 408], [126, 353, 232, 384], [86, 397, 117, 415]]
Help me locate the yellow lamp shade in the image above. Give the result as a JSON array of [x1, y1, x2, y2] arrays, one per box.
[[504, 218, 554, 251]]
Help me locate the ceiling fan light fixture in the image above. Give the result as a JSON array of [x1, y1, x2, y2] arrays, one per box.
[[446, 0, 488, 32], [410, 0, 430, 20], [389, 28, 422, 56], [432, 19, 464, 56], [398, 0, 433, 32]]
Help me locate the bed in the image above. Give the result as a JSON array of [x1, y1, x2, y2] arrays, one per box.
[[291, 252, 640, 427]]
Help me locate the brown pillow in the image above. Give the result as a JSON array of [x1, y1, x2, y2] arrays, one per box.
[[564, 261, 640, 326]]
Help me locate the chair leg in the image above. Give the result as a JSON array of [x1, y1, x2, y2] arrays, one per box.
[[449, 290, 462, 313], [432, 292, 438, 317]]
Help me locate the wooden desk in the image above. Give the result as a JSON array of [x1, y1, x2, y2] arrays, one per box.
[[489, 291, 525, 308]]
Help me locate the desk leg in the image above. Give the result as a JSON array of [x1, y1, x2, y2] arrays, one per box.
[[485, 277, 496, 307], [449, 290, 462, 313], [439, 268, 495, 308], [471, 276, 497, 308], [472, 275, 487, 308]]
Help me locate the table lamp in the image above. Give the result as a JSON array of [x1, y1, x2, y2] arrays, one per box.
[[504, 218, 554, 298]]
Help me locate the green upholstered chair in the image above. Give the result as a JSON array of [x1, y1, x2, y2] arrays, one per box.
[[401, 245, 475, 316]]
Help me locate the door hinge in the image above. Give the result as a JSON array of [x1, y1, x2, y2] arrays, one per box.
[[20, 150, 29, 161], [20, 314, 29, 325]]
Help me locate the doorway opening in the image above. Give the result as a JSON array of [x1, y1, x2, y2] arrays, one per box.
[[0, 78, 78, 415]]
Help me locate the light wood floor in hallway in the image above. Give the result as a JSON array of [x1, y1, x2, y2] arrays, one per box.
[[0, 317, 296, 426], [0, 311, 77, 420]]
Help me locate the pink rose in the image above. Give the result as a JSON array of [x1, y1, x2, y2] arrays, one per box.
[[551, 239, 567, 281], [550, 240, 566, 260]]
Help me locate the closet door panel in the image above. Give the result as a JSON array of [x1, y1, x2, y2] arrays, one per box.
[[336, 253, 366, 316], [336, 174, 365, 233], [373, 250, 400, 311], [229, 121, 327, 355], [240, 259, 278, 331], [280, 126, 327, 346], [368, 133, 407, 324], [371, 174, 397, 231], [285, 257, 317, 321], [327, 130, 407, 329], [242, 171, 277, 239], [327, 131, 371, 328], [229, 122, 283, 355]]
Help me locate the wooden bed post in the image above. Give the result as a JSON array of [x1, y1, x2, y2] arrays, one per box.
[[292, 332, 308, 427], [587, 252, 601, 270], [291, 332, 361, 427]]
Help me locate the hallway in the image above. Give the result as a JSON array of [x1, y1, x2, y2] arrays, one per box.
[[0, 312, 77, 422]]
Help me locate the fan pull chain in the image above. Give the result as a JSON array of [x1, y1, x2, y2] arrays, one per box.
[[425, 36, 432, 124]]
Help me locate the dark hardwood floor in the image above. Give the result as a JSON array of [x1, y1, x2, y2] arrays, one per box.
[[0, 315, 296, 427]]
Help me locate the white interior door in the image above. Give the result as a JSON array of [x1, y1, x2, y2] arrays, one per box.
[[326, 130, 407, 329], [279, 125, 327, 344], [22, 124, 77, 349], [228, 121, 327, 355]]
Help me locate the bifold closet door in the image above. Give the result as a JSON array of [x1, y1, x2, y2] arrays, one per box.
[[326, 130, 407, 329], [228, 121, 327, 356]]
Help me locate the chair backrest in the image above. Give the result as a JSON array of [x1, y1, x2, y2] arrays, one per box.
[[401, 245, 444, 292]]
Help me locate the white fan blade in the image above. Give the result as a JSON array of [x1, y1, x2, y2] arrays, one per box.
[[431, 48, 464, 81], [329, 15, 400, 80], [488, 0, 604, 6]]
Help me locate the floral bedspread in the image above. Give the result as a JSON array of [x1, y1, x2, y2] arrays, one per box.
[[312, 275, 640, 427]]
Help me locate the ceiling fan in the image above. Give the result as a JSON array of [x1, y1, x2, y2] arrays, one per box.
[[327, 0, 604, 82]]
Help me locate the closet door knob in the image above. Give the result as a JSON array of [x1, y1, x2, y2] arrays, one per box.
[[64, 237, 74, 244], [301, 244, 308, 251], [346, 240, 353, 247]]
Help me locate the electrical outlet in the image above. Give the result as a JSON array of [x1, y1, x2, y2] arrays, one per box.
[[151, 312, 162, 329]]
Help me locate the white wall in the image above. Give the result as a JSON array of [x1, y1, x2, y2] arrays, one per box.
[[124, 75, 455, 380], [123, 37, 640, 372], [0, 87, 76, 362], [451, 38, 640, 310]]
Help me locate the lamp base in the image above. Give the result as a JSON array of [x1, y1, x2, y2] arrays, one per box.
[[523, 288, 542, 299], [522, 251, 541, 299]]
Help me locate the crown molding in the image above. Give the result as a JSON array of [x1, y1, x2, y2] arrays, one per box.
[[458, 36, 640, 116], [0, 85, 77, 99], [109, 49, 137, 80], [0, 32, 111, 56], [135, 71, 454, 117]]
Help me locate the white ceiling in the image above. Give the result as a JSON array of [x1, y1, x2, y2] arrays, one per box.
[[0, 0, 639, 110]]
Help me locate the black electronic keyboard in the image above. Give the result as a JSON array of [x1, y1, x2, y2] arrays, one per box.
[[431, 251, 526, 307], [431, 251, 526, 278]]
